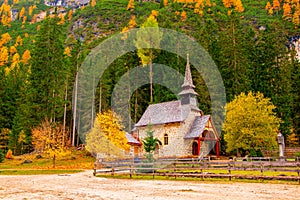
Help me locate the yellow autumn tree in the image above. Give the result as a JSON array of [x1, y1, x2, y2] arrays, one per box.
[[13, 0, 19, 4], [19, 7, 25, 19], [224, 92, 281, 155], [222, 0, 234, 8], [22, 49, 31, 65], [292, 7, 299, 27], [9, 46, 17, 55], [234, 0, 244, 13], [273, 0, 280, 10], [0, 46, 9, 67], [58, 13, 65, 25], [0, 33, 12, 46], [127, 0, 134, 10], [0, 3, 12, 27], [283, 3, 292, 19], [181, 10, 187, 21], [32, 119, 70, 167], [67, 10, 73, 21], [85, 110, 130, 159], [64, 47, 71, 57], [28, 6, 33, 16], [11, 53, 20, 69], [164, 0, 168, 7], [265, 1, 271, 10], [129, 15, 137, 29], [22, 16, 27, 25], [206, 0, 211, 7], [15, 35, 23, 46], [91, 0, 96, 7]]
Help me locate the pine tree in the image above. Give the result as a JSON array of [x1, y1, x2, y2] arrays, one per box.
[[29, 16, 68, 125]]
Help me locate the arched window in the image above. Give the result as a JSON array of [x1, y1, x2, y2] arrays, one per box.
[[164, 134, 168, 145]]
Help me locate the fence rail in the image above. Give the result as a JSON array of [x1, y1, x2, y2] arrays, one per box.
[[94, 157, 300, 183]]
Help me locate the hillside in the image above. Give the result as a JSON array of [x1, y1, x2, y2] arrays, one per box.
[[0, 0, 299, 156]]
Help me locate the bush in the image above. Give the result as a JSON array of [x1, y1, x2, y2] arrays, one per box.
[[5, 149, 13, 159], [0, 150, 4, 163], [295, 152, 300, 157]]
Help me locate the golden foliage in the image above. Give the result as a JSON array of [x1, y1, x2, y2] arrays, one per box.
[[5, 149, 13, 159], [224, 91, 281, 153], [234, 0, 244, 13], [164, 0, 168, 7], [19, 7, 25, 19], [127, 0, 134, 10], [91, 0, 96, 7], [64, 47, 71, 57], [181, 10, 187, 21], [15, 35, 23, 46], [273, 0, 280, 10], [95, 110, 130, 151], [0, 46, 9, 67], [67, 10, 73, 21], [129, 15, 137, 29], [22, 49, 31, 65], [31, 119, 70, 159], [265, 2, 271, 10], [9, 46, 17, 55], [11, 52, 20, 69]]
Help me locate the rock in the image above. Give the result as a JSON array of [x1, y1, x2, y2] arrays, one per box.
[[23, 159, 32, 164]]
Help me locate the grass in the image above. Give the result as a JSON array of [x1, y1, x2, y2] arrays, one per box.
[[0, 169, 83, 175], [0, 150, 96, 172], [96, 173, 300, 185]]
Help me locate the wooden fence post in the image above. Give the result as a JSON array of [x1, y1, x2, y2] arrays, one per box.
[[174, 159, 177, 179], [93, 162, 97, 176], [152, 162, 155, 179], [130, 164, 132, 179], [228, 162, 231, 181], [111, 163, 114, 176]]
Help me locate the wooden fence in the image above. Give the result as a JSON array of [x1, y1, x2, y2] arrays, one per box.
[[94, 157, 300, 183]]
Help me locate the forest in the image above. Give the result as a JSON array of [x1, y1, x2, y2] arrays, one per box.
[[0, 0, 299, 156]]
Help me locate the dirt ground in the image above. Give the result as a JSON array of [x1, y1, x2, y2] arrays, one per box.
[[0, 171, 299, 200]]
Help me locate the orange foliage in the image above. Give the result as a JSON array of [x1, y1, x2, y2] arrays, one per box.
[[273, 0, 280, 10], [181, 11, 187, 21], [129, 15, 137, 29], [91, 0, 96, 7], [5, 149, 13, 159], [19, 7, 25, 19], [10, 46, 17, 55], [127, 0, 134, 10], [164, 0, 168, 7], [68, 10, 73, 21], [64, 47, 71, 57], [22, 49, 31, 65], [283, 3, 292, 19], [265, 2, 271, 10], [15, 35, 23, 46], [0, 46, 9, 67]]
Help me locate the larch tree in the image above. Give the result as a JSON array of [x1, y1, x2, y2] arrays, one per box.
[[21, 50, 31, 65], [32, 119, 70, 167], [265, 1, 271, 10], [127, 0, 134, 10], [273, 0, 280, 11], [135, 11, 162, 103], [234, 0, 244, 13], [223, 92, 281, 156], [19, 7, 25, 20], [67, 10, 73, 21], [0, 46, 9, 67], [85, 110, 130, 159], [283, 3, 292, 19], [91, 0, 96, 7]]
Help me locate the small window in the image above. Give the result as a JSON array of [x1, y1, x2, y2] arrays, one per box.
[[164, 134, 168, 145]]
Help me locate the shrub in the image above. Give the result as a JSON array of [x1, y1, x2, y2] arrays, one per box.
[[295, 152, 300, 157], [5, 149, 13, 159], [0, 150, 4, 163]]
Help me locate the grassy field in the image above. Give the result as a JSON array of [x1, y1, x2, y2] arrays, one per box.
[[0, 150, 95, 175]]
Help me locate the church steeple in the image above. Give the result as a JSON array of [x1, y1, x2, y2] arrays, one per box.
[[178, 54, 198, 108]]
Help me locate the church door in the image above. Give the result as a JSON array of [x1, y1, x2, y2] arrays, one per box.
[[192, 142, 198, 155]]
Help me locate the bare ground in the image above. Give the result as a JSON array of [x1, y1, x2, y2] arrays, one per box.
[[0, 171, 299, 200]]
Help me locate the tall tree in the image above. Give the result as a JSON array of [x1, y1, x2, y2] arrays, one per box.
[[135, 11, 162, 103], [224, 92, 281, 156], [29, 16, 67, 126]]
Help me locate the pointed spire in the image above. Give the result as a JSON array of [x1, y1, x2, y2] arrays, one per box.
[[182, 53, 195, 89]]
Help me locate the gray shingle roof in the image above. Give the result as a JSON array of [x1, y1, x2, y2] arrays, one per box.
[[135, 100, 190, 127], [184, 115, 210, 139], [126, 133, 140, 144]]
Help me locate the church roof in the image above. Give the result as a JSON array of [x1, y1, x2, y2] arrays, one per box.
[[184, 115, 210, 139], [126, 132, 140, 144], [135, 100, 190, 127]]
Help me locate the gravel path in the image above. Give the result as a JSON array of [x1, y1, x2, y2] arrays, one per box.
[[0, 171, 299, 200]]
